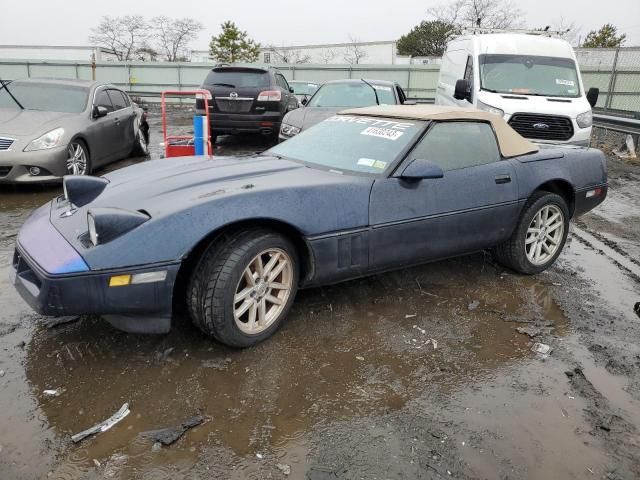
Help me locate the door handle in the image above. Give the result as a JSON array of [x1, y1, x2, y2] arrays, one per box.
[[495, 174, 511, 184]]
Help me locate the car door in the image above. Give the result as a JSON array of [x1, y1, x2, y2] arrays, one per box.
[[84, 87, 119, 166], [106, 89, 135, 158], [368, 121, 520, 271], [276, 73, 297, 113]]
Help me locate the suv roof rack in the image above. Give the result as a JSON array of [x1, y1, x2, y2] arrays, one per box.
[[460, 27, 570, 37]]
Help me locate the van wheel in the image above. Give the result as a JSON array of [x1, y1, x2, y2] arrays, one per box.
[[493, 191, 569, 274], [187, 229, 299, 347]]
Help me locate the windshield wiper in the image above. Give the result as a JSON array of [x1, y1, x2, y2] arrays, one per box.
[[360, 79, 379, 105], [210, 83, 236, 88], [0, 78, 24, 109]]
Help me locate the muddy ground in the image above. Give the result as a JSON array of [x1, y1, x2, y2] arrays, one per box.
[[0, 110, 639, 479]]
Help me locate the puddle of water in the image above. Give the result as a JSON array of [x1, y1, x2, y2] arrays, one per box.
[[6, 254, 556, 479]]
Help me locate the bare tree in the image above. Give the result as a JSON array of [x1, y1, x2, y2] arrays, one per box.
[[265, 45, 312, 64], [319, 48, 337, 64], [89, 15, 149, 61], [344, 35, 368, 65], [428, 0, 524, 29], [552, 17, 581, 46], [152, 16, 204, 62]]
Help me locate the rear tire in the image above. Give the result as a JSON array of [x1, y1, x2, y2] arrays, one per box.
[[131, 122, 150, 156], [493, 191, 569, 274], [187, 229, 299, 347]]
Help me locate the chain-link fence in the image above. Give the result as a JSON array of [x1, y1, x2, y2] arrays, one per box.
[[576, 47, 640, 113], [1, 48, 639, 112]]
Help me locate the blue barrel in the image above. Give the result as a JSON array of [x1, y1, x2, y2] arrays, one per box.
[[193, 115, 208, 155]]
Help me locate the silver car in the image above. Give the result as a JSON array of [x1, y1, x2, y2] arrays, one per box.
[[0, 78, 149, 183]]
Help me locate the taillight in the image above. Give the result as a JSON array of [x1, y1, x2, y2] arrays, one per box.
[[257, 90, 282, 102]]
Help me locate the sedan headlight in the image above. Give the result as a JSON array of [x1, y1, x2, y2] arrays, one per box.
[[24, 127, 65, 151], [477, 100, 504, 118], [576, 110, 593, 129], [280, 123, 301, 137], [87, 207, 150, 246]]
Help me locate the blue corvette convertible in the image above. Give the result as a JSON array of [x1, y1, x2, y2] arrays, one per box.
[[11, 105, 607, 347]]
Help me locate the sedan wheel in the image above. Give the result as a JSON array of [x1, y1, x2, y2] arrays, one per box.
[[233, 248, 293, 335], [525, 204, 564, 266], [66, 142, 89, 175]]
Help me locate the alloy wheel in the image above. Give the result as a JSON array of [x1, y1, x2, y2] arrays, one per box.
[[525, 204, 565, 265], [66, 142, 88, 175], [233, 248, 293, 335]]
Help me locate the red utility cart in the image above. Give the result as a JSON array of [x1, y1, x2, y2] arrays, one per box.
[[161, 89, 213, 158]]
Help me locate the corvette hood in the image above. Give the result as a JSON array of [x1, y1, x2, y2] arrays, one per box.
[[0, 108, 75, 137], [49, 154, 374, 270], [96, 155, 349, 214]]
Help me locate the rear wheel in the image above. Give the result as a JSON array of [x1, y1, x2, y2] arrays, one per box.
[[66, 140, 90, 175], [131, 122, 150, 156], [187, 229, 299, 347], [493, 191, 569, 274]]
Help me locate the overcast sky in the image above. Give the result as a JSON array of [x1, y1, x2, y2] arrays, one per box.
[[1, 0, 639, 49]]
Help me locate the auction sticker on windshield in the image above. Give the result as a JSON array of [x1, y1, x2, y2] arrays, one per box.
[[361, 126, 405, 141]]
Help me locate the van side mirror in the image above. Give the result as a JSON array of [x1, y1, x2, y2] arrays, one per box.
[[289, 87, 294, 93], [93, 105, 108, 119], [398, 159, 444, 180], [454, 79, 472, 102], [301, 97, 308, 106], [587, 87, 599, 108]]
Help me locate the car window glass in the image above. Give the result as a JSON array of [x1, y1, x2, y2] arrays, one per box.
[[107, 90, 127, 110], [94, 89, 114, 112], [204, 70, 270, 88], [269, 115, 424, 175], [409, 122, 500, 171], [0, 82, 89, 113], [308, 83, 396, 107]]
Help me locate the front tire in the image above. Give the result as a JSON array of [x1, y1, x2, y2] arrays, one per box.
[[187, 229, 299, 347], [493, 191, 569, 274], [66, 140, 91, 175]]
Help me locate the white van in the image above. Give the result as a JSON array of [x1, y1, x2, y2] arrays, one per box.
[[435, 33, 599, 146]]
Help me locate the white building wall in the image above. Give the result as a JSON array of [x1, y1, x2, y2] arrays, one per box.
[[261, 41, 398, 65]]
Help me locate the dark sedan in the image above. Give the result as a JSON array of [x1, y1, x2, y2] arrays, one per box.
[[279, 78, 409, 141], [0, 78, 149, 183], [11, 105, 607, 348]]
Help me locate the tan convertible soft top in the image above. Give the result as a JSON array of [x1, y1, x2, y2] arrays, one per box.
[[340, 105, 538, 158]]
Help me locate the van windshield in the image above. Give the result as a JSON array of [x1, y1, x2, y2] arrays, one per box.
[[479, 54, 580, 98]]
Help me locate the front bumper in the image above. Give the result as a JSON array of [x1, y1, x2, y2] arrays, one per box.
[[0, 145, 68, 184], [11, 244, 180, 320], [11, 204, 180, 333]]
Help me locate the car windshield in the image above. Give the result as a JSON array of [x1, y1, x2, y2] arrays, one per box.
[[479, 54, 581, 98], [268, 115, 424, 175], [0, 82, 89, 113], [307, 82, 396, 107], [291, 82, 319, 95], [204, 69, 270, 88]]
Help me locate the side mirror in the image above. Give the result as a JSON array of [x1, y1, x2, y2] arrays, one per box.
[[399, 159, 444, 180], [586, 87, 599, 108], [289, 87, 294, 93], [301, 97, 308, 106], [454, 79, 472, 102], [93, 105, 108, 119]]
